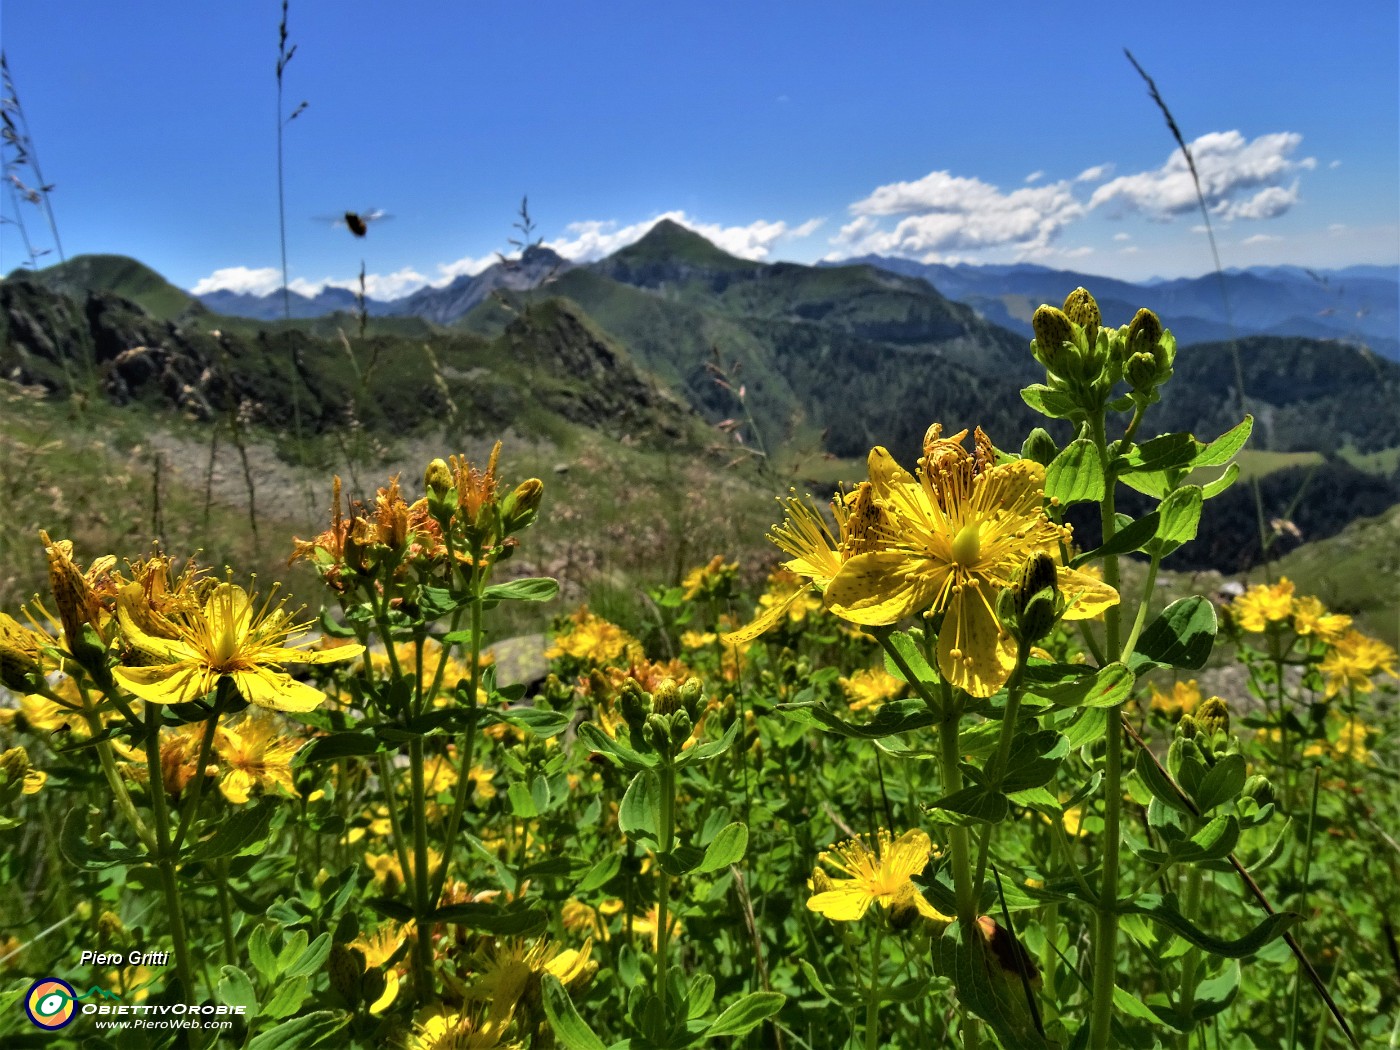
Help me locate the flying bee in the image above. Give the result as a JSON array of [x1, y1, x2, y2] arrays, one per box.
[[315, 209, 391, 237]]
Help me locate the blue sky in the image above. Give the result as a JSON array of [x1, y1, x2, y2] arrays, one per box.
[[2, 1, 1396, 299]]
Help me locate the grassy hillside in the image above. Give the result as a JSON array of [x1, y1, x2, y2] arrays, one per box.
[[10, 253, 201, 321]]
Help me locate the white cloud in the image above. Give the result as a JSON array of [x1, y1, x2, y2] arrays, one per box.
[[1089, 130, 1314, 221], [545, 210, 818, 262], [787, 217, 825, 239], [833, 171, 1084, 259], [1329, 159, 1342, 169], [191, 266, 283, 296], [1075, 164, 1113, 183], [1240, 234, 1281, 246], [1113, 232, 1132, 242], [1025, 170, 1044, 184], [430, 254, 498, 285]]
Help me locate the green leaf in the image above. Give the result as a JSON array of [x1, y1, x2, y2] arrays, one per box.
[[675, 717, 741, 765], [245, 1009, 348, 1050], [1071, 513, 1161, 566], [995, 730, 1068, 792], [216, 965, 257, 1013], [1025, 662, 1134, 709], [541, 974, 608, 1050], [1201, 462, 1240, 500], [687, 973, 716, 1019], [619, 770, 661, 845], [259, 974, 310, 1019], [296, 731, 381, 765], [429, 901, 548, 936], [1132, 597, 1217, 671], [929, 785, 1009, 824], [881, 631, 939, 689], [1191, 961, 1241, 1020], [792, 698, 939, 740], [657, 844, 705, 876], [1124, 894, 1299, 958], [1193, 754, 1247, 813], [1045, 438, 1105, 506], [704, 991, 787, 1038], [1194, 416, 1253, 468], [1125, 432, 1201, 474], [1147, 485, 1203, 557], [281, 932, 332, 979], [248, 924, 279, 979], [59, 809, 144, 870], [507, 781, 539, 818], [575, 853, 621, 894], [931, 924, 1052, 1049], [698, 822, 748, 872], [187, 800, 278, 863], [1179, 815, 1240, 862], [494, 707, 571, 736], [482, 577, 559, 603], [577, 722, 654, 771], [1132, 752, 1194, 816], [1021, 384, 1081, 420]]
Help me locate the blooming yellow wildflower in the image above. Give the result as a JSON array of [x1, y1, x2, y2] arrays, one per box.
[[807, 828, 952, 923], [1319, 629, 1398, 698], [456, 936, 594, 1012], [825, 428, 1117, 697], [1303, 717, 1374, 765], [546, 608, 643, 665], [1290, 596, 1351, 645], [113, 581, 363, 711], [214, 714, 305, 804], [349, 923, 408, 1014], [839, 667, 905, 712], [407, 1005, 521, 1050], [680, 630, 717, 650], [1149, 678, 1202, 717], [681, 555, 737, 600], [1231, 579, 1295, 633]]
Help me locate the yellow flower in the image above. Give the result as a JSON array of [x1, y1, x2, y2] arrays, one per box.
[[630, 903, 683, 951], [349, 923, 408, 1015], [364, 849, 442, 894], [724, 484, 891, 648], [113, 581, 363, 711], [1318, 629, 1398, 698], [458, 936, 594, 1009], [1303, 717, 1374, 765], [1231, 579, 1295, 633], [1149, 678, 1202, 717], [1290, 596, 1351, 645], [681, 555, 737, 600], [214, 714, 305, 804], [545, 607, 643, 665], [807, 828, 952, 924], [839, 667, 905, 712], [408, 1005, 521, 1050], [680, 630, 717, 650], [1, 746, 46, 795], [825, 428, 1118, 697]]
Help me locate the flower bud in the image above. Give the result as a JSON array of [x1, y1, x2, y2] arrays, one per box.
[[1126, 350, 1160, 392], [1031, 305, 1076, 376], [643, 714, 670, 753], [1126, 308, 1163, 353], [669, 710, 693, 752], [679, 678, 705, 721], [0, 746, 30, 785], [502, 478, 545, 533], [424, 458, 453, 500], [619, 680, 651, 732], [328, 943, 366, 1007], [97, 910, 127, 944], [1198, 697, 1230, 739], [1242, 774, 1275, 808], [652, 678, 679, 715], [0, 613, 44, 692], [1020, 428, 1058, 467], [1062, 287, 1101, 346]]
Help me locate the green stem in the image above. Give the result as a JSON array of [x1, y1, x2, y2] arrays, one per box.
[[655, 761, 677, 1023], [973, 646, 1029, 890], [172, 710, 223, 854], [73, 685, 155, 852], [217, 858, 238, 966], [864, 923, 885, 1050], [1119, 555, 1161, 664], [938, 684, 981, 1050], [408, 736, 433, 1000], [375, 752, 415, 909], [144, 706, 197, 999], [1088, 410, 1125, 1050], [1175, 864, 1204, 1050]]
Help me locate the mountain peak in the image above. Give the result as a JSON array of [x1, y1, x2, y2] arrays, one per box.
[[609, 218, 757, 272]]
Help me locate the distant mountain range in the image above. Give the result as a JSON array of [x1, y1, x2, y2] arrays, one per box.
[[173, 231, 1399, 362], [830, 256, 1399, 361], [5, 222, 1399, 575]]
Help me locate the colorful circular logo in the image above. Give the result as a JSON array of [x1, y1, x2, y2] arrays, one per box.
[[25, 978, 78, 1030]]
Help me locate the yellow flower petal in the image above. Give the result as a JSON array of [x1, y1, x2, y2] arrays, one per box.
[[938, 582, 1016, 697], [1057, 567, 1120, 621], [807, 886, 874, 922], [825, 551, 945, 625], [230, 669, 328, 713]]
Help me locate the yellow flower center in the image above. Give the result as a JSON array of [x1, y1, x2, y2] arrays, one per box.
[[951, 522, 981, 567]]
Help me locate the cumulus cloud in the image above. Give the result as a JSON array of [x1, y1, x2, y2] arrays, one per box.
[[1076, 164, 1113, 183], [545, 210, 819, 262], [832, 171, 1084, 259], [1089, 130, 1314, 221], [191, 266, 283, 296]]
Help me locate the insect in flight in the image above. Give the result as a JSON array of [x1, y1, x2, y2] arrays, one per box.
[[315, 209, 391, 237]]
